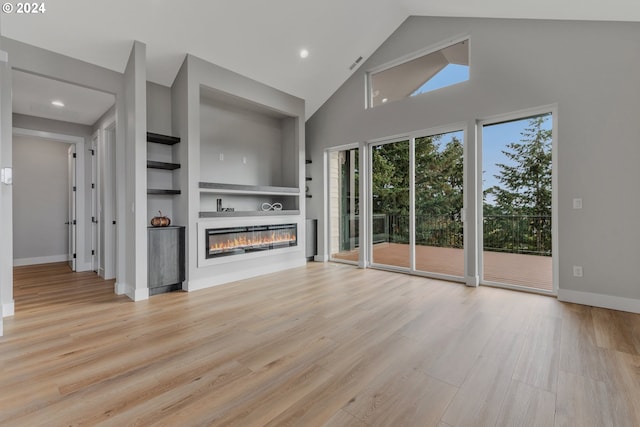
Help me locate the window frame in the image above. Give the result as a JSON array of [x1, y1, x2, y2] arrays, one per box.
[[365, 33, 470, 109]]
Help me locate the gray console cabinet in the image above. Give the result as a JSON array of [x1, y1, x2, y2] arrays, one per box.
[[148, 226, 185, 295]]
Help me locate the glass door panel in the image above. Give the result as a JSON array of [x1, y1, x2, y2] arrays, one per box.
[[328, 148, 360, 263], [370, 140, 410, 269], [414, 130, 464, 277], [482, 113, 553, 291]]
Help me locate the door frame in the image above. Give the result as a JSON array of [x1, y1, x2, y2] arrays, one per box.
[[12, 127, 88, 271], [476, 104, 559, 295], [91, 131, 99, 272], [68, 144, 77, 271], [325, 143, 361, 266], [98, 117, 117, 280]]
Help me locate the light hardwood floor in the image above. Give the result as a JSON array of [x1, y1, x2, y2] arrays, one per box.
[[1, 262, 639, 426]]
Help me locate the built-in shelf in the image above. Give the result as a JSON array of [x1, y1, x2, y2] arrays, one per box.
[[199, 210, 300, 218], [148, 189, 181, 195], [147, 132, 180, 145], [147, 160, 181, 170], [148, 132, 182, 196], [199, 182, 300, 196]]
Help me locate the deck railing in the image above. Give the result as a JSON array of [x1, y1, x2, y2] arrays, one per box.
[[483, 214, 551, 256], [360, 213, 551, 256]]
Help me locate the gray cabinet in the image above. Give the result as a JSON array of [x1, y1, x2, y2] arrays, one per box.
[[305, 219, 317, 260], [148, 226, 185, 295]]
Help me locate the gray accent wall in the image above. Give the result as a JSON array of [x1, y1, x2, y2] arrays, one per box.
[[306, 16, 640, 307]]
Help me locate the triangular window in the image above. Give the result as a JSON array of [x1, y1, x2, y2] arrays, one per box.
[[368, 39, 469, 108]]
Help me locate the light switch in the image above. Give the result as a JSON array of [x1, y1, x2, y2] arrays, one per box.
[[0, 167, 12, 184], [573, 198, 582, 209]]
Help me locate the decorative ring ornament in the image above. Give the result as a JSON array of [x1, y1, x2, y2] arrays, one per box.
[[261, 202, 283, 211]]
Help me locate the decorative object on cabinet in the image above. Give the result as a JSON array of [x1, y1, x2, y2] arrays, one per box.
[[150, 211, 171, 227], [261, 202, 283, 211]]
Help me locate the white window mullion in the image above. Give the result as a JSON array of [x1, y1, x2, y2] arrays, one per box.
[[409, 137, 416, 272]]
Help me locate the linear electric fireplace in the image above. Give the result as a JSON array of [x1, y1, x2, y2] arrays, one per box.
[[205, 223, 297, 259]]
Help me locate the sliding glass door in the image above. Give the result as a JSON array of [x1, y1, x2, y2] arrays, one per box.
[[367, 129, 464, 279], [370, 139, 410, 269], [481, 113, 553, 292], [414, 130, 464, 277]]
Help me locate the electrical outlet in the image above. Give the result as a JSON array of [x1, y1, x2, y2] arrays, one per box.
[[573, 265, 583, 277], [573, 198, 583, 209], [219, 153, 224, 161]]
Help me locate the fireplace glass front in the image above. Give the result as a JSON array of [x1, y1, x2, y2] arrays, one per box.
[[205, 223, 297, 259]]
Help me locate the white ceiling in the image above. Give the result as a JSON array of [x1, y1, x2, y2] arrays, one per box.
[[2, 0, 639, 123], [12, 70, 115, 125]]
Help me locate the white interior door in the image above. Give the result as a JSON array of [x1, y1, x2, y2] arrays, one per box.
[[68, 145, 77, 271]]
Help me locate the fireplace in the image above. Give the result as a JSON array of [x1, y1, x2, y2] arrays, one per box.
[[205, 223, 297, 259]]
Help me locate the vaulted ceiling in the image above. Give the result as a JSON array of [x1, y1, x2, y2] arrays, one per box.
[[2, 0, 639, 121]]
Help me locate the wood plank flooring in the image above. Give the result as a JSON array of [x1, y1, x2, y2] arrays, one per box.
[[1, 261, 639, 426]]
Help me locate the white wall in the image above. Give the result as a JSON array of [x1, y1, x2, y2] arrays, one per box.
[[12, 134, 70, 264], [306, 16, 640, 312]]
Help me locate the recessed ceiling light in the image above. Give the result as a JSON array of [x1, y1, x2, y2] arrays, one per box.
[[382, 98, 388, 103], [300, 49, 309, 59], [51, 100, 65, 107]]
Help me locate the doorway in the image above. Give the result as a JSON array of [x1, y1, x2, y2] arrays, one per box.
[[328, 146, 360, 264], [479, 111, 556, 293], [12, 128, 85, 270]]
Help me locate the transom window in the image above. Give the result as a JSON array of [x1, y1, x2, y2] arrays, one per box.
[[368, 39, 469, 108]]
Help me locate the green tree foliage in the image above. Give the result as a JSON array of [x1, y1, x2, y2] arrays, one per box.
[[484, 114, 552, 255], [371, 134, 464, 247]]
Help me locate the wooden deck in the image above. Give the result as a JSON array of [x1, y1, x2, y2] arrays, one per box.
[[333, 243, 553, 291], [1, 262, 639, 426]]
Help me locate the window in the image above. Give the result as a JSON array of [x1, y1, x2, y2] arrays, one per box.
[[368, 39, 469, 108]]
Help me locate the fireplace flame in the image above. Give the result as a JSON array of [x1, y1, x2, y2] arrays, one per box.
[[209, 232, 297, 254]]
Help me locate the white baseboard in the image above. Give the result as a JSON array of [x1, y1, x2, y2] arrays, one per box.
[[114, 281, 127, 295], [188, 258, 307, 292], [558, 288, 640, 314], [125, 286, 149, 302], [13, 254, 69, 267], [3, 301, 15, 317], [75, 261, 93, 272]]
